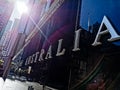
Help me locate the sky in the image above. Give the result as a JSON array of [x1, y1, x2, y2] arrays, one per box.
[[80, 0, 120, 45]]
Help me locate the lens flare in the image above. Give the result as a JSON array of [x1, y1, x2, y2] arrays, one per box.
[[16, 1, 28, 15]]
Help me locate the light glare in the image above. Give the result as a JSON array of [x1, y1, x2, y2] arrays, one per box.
[[16, 1, 28, 15]]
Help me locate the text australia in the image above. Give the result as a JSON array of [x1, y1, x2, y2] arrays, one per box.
[[25, 16, 120, 65]]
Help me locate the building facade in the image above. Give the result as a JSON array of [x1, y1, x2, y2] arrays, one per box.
[[0, 1, 14, 76], [0, 0, 14, 39], [7, 0, 120, 90]]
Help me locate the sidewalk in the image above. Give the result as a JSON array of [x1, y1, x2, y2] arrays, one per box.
[[0, 77, 57, 90], [0, 77, 4, 90], [0, 77, 43, 90]]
